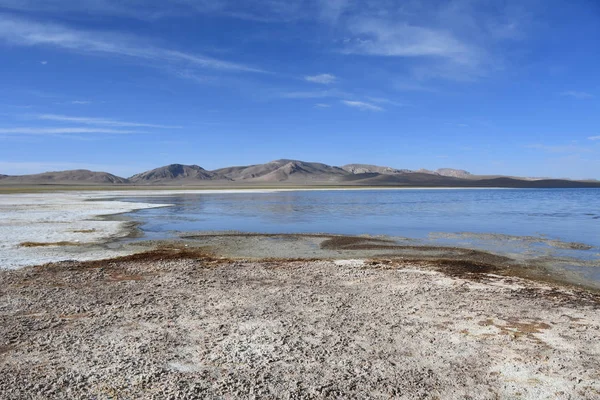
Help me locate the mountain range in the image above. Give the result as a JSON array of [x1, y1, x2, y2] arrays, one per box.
[[1, 159, 598, 188]]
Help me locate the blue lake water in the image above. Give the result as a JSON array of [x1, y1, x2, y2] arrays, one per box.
[[119, 188, 600, 280], [121, 189, 598, 243]]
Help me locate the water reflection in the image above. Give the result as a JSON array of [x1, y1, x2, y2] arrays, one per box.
[[121, 189, 600, 253]]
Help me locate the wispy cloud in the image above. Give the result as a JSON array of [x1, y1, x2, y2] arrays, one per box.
[[341, 100, 383, 112], [0, 127, 141, 135], [0, 14, 266, 74], [314, 103, 331, 108], [589, 136, 600, 141], [305, 73, 337, 84], [561, 91, 594, 99], [341, 19, 486, 82], [0, 0, 314, 23], [332, 0, 529, 83], [343, 20, 476, 64], [366, 97, 405, 107], [34, 114, 181, 129], [70, 100, 92, 105]]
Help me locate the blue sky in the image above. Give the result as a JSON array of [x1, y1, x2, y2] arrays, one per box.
[[0, 0, 599, 179]]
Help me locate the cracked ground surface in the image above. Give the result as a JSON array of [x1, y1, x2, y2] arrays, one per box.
[[1, 253, 599, 399]]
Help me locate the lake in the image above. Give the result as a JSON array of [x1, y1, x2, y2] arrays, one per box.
[[117, 188, 599, 278], [121, 188, 598, 244]]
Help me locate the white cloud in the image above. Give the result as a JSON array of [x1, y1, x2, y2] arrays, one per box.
[[589, 136, 600, 141], [40, 60, 48, 65], [340, 18, 489, 82], [0, 15, 266, 74], [71, 100, 92, 105], [314, 103, 331, 108], [344, 20, 478, 64], [561, 91, 594, 99], [305, 73, 337, 84], [341, 100, 383, 112], [0, 127, 140, 135], [366, 97, 405, 107], [34, 114, 181, 128]]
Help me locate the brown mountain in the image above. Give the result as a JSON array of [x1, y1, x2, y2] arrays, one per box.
[[129, 164, 222, 184], [0, 170, 128, 184], [213, 159, 349, 182], [1, 160, 598, 188]]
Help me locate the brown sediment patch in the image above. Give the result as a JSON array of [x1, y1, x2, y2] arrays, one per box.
[[71, 229, 97, 234], [549, 241, 594, 250], [478, 318, 552, 343], [72, 246, 223, 269], [320, 236, 395, 249], [24, 246, 227, 288], [419, 259, 503, 277], [0, 345, 14, 355], [181, 232, 335, 240], [514, 287, 600, 308], [320, 236, 514, 264], [19, 241, 81, 247]]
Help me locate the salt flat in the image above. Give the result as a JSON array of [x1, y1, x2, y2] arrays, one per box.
[[0, 189, 298, 269], [0, 192, 168, 269]]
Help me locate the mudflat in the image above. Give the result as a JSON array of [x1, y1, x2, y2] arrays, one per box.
[[1, 249, 599, 399]]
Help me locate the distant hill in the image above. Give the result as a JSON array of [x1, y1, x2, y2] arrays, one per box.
[[341, 172, 466, 186], [342, 164, 412, 175], [1, 160, 598, 188], [418, 168, 473, 179], [129, 164, 221, 184], [0, 169, 128, 184]]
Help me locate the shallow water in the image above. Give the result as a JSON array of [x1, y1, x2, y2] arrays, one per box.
[[119, 188, 600, 281]]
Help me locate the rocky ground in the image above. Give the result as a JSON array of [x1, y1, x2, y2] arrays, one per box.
[[1, 249, 599, 399]]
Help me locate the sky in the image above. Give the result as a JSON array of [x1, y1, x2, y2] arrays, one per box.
[[0, 0, 599, 179]]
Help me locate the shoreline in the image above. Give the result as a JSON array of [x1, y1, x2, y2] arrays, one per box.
[[0, 190, 598, 291], [0, 186, 521, 195]]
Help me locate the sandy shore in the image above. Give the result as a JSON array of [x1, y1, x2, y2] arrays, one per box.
[[0, 249, 599, 399]]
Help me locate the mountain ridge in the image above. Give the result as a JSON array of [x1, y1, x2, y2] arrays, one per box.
[[0, 169, 128, 184], [1, 160, 599, 188]]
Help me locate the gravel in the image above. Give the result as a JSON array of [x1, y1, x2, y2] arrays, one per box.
[[1, 254, 599, 399]]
